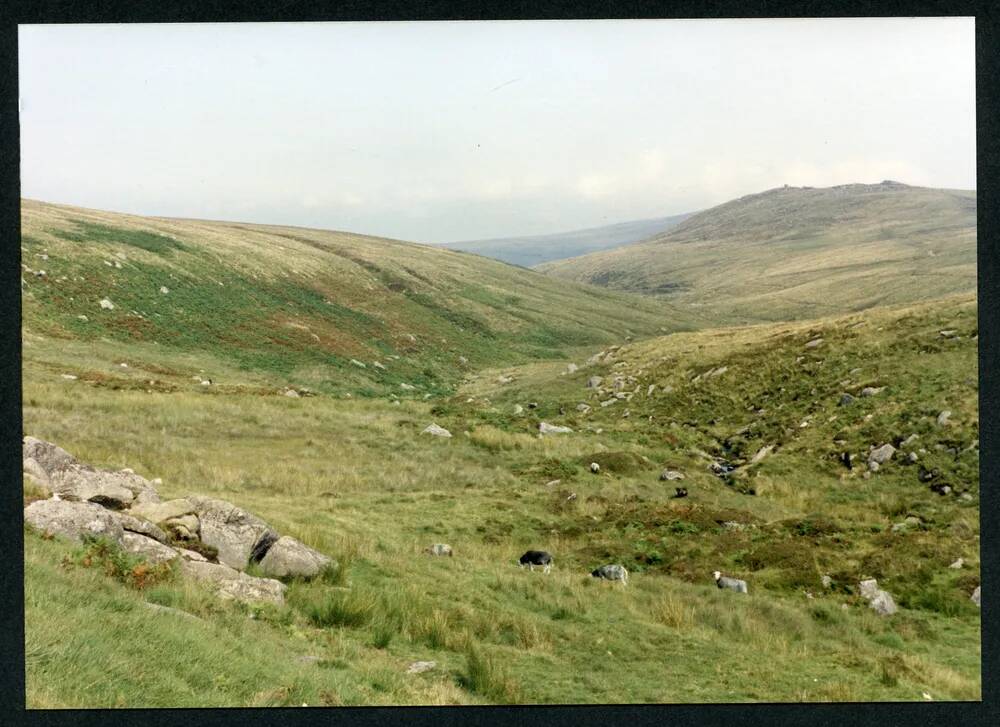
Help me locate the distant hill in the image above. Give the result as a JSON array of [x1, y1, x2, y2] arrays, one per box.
[[539, 181, 977, 325], [19, 200, 700, 397], [437, 213, 693, 267]]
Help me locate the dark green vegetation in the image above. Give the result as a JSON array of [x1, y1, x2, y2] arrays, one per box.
[[539, 182, 976, 325], [438, 212, 692, 267], [21, 200, 698, 397]]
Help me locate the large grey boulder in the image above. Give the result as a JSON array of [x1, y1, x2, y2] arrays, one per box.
[[181, 559, 286, 604], [22, 437, 76, 474], [121, 532, 180, 566], [187, 496, 278, 571], [23, 437, 160, 508], [258, 536, 333, 579], [24, 499, 125, 545]]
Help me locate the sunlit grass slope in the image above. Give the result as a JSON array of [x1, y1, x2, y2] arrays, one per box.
[[22, 293, 979, 706], [21, 199, 699, 397], [538, 182, 976, 325]]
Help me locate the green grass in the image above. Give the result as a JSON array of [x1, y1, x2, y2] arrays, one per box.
[[21, 199, 701, 399]]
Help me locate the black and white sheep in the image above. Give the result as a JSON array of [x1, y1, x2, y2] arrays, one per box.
[[713, 570, 748, 594], [519, 550, 554, 574], [591, 564, 629, 585]]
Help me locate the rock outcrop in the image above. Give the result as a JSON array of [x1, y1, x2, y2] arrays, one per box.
[[22, 437, 336, 605]]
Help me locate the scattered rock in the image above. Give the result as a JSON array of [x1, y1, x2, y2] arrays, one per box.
[[399, 383, 415, 391], [868, 443, 896, 467], [939, 329, 958, 338], [821, 575, 833, 589], [258, 536, 333, 579], [284, 389, 300, 398], [121, 532, 180, 565], [576, 403, 591, 413], [159, 286, 169, 294], [587, 376, 603, 389], [949, 558, 964, 569], [599, 399, 616, 407], [99, 298, 115, 310], [458, 356, 468, 365], [860, 387, 883, 397], [513, 405, 524, 415], [497, 375, 513, 384], [566, 363, 578, 374], [859, 578, 897, 616], [350, 359, 366, 368], [545, 479, 561, 488], [407, 661, 436, 674], [422, 423, 452, 438], [659, 469, 685, 481], [373, 361, 386, 370], [539, 422, 573, 435], [24, 499, 125, 545], [838, 393, 855, 407], [804, 338, 823, 348], [971, 586, 980, 607], [60, 374, 78, 380], [906, 452, 919, 464], [590, 462, 601, 473], [936, 410, 952, 427]]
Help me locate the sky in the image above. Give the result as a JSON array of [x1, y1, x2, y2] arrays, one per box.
[[19, 18, 975, 243]]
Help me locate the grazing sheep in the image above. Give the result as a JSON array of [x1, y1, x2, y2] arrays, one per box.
[[673, 487, 688, 499], [591, 564, 629, 585], [519, 550, 553, 574], [713, 570, 748, 594], [425, 543, 453, 557]]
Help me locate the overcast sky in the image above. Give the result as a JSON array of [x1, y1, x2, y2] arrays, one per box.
[[19, 18, 975, 243]]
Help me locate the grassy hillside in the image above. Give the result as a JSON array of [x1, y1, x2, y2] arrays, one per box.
[[437, 213, 692, 268], [22, 293, 979, 706], [20, 200, 698, 398], [538, 182, 976, 325]]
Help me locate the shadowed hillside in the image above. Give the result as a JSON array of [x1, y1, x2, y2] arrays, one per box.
[[20, 200, 700, 398], [437, 213, 693, 268], [539, 182, 976, 325]]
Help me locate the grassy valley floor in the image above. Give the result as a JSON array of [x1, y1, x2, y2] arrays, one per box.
[[22, 295, 980, 706]]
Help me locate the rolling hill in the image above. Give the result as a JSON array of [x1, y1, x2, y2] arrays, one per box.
[[436, 213, 692, 267], [19, 200, 700, 399], [538, 182, 977, 325]]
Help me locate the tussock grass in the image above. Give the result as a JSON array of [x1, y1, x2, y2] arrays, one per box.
[[460, 645, 521, 703]]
